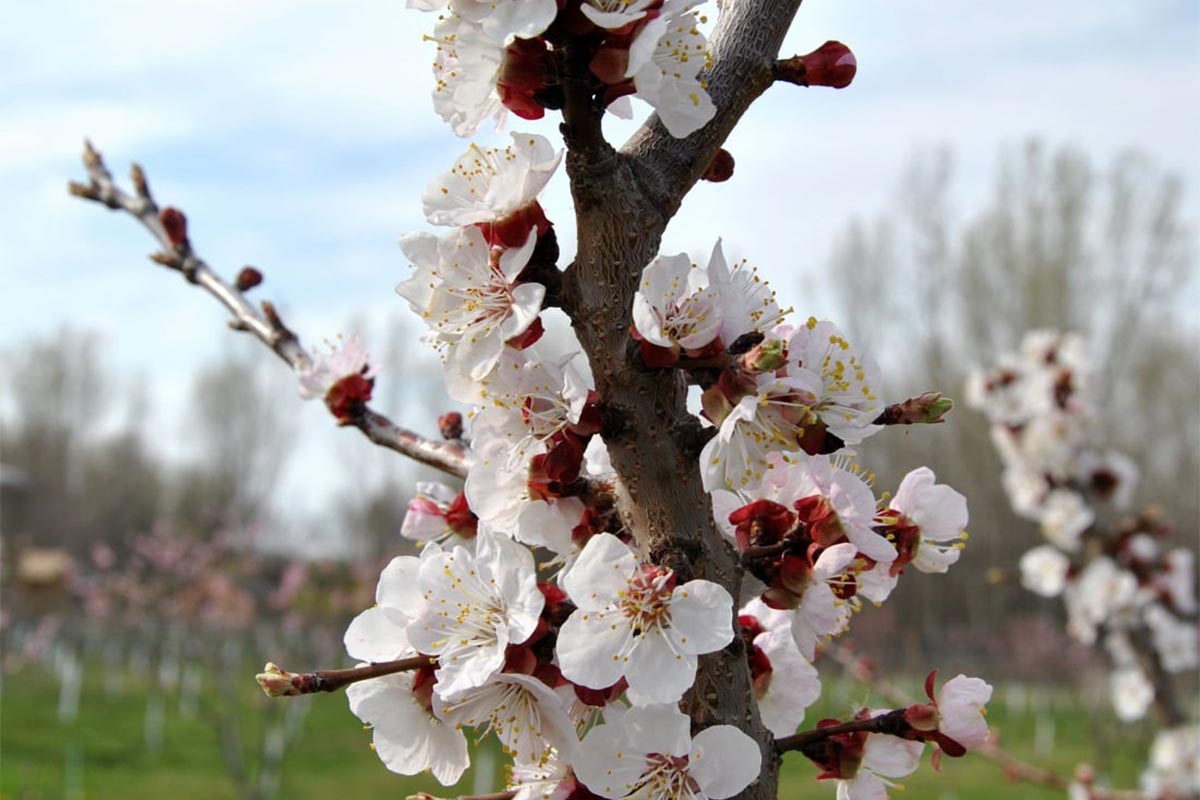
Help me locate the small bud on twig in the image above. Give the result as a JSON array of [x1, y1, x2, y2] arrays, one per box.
[[776, 41, 857, 89], [159, 207, 188, 248], [439, 411, 464, 440], [875, 392, 953, 425], [702, 149, 735, 183], [236, 267, 263, 292], [256, 655, 434, 697], [130, 163, 151, 201]]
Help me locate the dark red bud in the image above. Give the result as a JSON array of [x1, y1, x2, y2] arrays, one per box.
[[498, 38, 550, 120], [159, 207, 188, 248], [702, 149, 735, 183], [782, 41, 857, 89], [325, 373, 374, 421], [235, 267, 263, 292], [806, 41, 856, 88], [438, 411, 464, 440]]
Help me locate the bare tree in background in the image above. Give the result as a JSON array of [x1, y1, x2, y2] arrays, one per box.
[[829, 141, 1198, 667], [175, 350, 296, 531], [1, 329, 163, 554]]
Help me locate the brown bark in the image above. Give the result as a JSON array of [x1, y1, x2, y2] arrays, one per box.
[[559, 4, 807, 797]]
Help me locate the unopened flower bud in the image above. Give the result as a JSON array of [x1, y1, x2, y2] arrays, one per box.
[[779, 41, 857, 89], [739, 338, 786, 373], [438, 411, 464, 440], [877, 392, 954, 425], [702, 149, 735, 183], [236, 267, 263, 292], [256, 662, 300, 697], [159, 207, 188, 248]]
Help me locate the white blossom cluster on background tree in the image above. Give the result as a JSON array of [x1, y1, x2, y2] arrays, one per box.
[[968, 330, 1199, 799], [74, 1, 1200, 799]]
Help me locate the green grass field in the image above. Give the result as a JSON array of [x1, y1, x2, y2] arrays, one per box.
[[1, 663, 1152, 799]]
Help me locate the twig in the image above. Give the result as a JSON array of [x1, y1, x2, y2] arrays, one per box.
[[255, 655, 433, 697], [68, 141, 469, 478], [775, 708, 909, 753], [822, 643, 1147, 799]]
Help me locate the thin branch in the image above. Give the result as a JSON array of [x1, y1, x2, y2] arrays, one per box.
[[255, 655, 433, 697], [775, 708, 909, 753], [822, 643, 1147, 800], [68, 141, 469, 479]]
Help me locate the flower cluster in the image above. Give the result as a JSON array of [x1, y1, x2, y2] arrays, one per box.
[[313, 4, 990, 799], [412, 0, 718, 138], [968, 331, 1197, 729]]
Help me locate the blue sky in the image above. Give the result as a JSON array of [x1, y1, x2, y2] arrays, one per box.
[[2, 1, 1197, 550]]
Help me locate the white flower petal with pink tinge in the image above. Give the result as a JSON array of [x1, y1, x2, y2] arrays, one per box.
[[422, 133, 562, 228], [937, 674, 993, 751], [344, 606, 412, 664], [891, 467, 968, 543], [408, 531, 543, 698], [574, 705, 760, 800], [346, 672, 468, 786], [556, 533, 733, 704], [435, 672, 577, 763]]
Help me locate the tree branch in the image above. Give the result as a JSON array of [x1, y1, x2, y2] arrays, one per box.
[[775, 708, 910, 754], [822, 643, 1148, 800], [68, 141, 469, 479], [622, 0, 805, 216], [255, 655, 433, 697]]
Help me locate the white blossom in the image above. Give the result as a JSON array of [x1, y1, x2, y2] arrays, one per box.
[[581, 0, 659, 29], [402, 482, 478, 549], [1038, 489, 1093, 552], [790, 542, 858, 659], [296, 334, 373, 399], [706, 239, 786, 344], [1019, 545, 1071, 598], [632, 251, 723, 352], [346, 671, 470, 785], [451, 0, 557, 44], [573, 704, 761, 800], [699, 373, 821, 492], [885, 466, 969, 574], [426, 14, 507, 137], [343, 556, 468, 785], [421, 133, 561, 228], [435, 672, 577, 763], [408, 530, 544, 697], [625, 10, 716, 137], [782, 318, 883, 446], [1063, 557, 1138, 646], [1110, 667, 1154, 722], [936, 674, 993, 751], [740, 598, 821, 736], [556, 533, 734, 704], [836, 733, 924, 800], [1141, 725, 1200, 799], [397, 225, 543, 384]]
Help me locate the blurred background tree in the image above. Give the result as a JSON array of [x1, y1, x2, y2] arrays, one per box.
[[827, 139, 1198, 677]]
